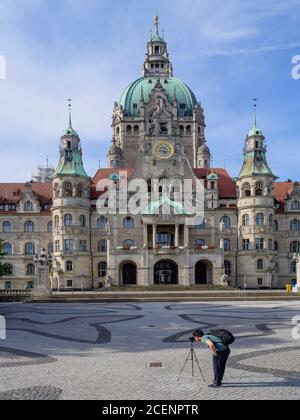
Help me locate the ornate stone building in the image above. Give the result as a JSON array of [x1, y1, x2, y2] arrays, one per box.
[[1, 17, 299, 290]]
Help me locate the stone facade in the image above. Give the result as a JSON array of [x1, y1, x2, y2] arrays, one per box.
[[0, 17, 299, 290]]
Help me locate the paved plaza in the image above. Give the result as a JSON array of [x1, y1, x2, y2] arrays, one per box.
[[0, 301, 300, 400]]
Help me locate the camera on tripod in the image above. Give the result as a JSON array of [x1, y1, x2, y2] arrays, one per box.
[[189, 336, 196, 343]]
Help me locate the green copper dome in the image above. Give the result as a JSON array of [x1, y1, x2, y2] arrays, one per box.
[[62, 127, 79, 137], [120, 77, 198, 117], [248, 125, 263, 137]]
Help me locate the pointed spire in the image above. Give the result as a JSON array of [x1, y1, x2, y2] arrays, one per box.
[[154, 13, 159, 35], [248, 98, 263, 137], [253, 98, 258, 128], [68, 98, 72, 128]]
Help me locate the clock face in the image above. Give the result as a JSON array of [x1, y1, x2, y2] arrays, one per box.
[[153, 141, 174, 160]]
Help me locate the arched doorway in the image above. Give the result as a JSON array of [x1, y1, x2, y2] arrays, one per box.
[[195, 261, 213, 285], [122, 262, 137, 285], [154, 260, 178, 285]]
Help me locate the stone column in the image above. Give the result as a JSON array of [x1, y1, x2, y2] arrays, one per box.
[[220, 237, 224, 250], [295, 257, 300, 292], [184, 225, 189, 248], [143, 224, 148, 248], [153, 225, 157, 249], [175, 224, 179, 248]]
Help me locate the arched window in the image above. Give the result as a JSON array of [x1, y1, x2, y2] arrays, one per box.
[[221, 216, 231, 229], [243, 183, 251, 197], [186, 125, 192, 135], [3, 221, 12, 233], [123, 239, 135, 249], [123, 217, 135, 229], [48, 243, 53, 254], [255, 182, 263, 196], [98, 262, 107, 278], [26, 264, 35, 276], [257, 259, 264, 270], [291, 261, 297, 274], [291, 241, 300, 253], [256, 213, 265, 226], [133, 125, 139, 135], [24, 221, 34, 233], [63, 182, 73, 197], [26, 281, 34, 290], [3, 243, 12, 255], [47, 221, 53, 233], [224, 261, 231, 276], [126, 125, 132, 135], [274, 220, 279, 231], [224, 239, 231, 252], [77, 184, 83, 198], [24, 201, 33, 211], [98, 240, 107, 253], [79, 215, 86, 228], [64, 214, 73, 227], [66, 261, 73, 272], [242, 214, 250, 226], [179, 125, 184, 136], [54, 215, 59, 228], [195, 239, 205, 247], [25, 243, 35, 256], [291, 201, 300, 210], [97, 216, 108, 229], [291, 220, 300, 232]]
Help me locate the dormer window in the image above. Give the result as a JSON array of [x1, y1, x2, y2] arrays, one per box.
[[24, 201, 33, 212], [291, 201, 300, 210]]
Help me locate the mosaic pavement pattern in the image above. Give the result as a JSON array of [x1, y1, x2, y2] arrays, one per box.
[[0, 301, 299, 400]]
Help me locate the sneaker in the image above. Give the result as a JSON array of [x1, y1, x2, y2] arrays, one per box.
[[208, 383, 222, 388]]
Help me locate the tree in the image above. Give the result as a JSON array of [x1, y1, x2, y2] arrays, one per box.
[[0, 239, 11, 277]]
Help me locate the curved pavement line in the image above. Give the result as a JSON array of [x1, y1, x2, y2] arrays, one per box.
[[229, 346, 300, 379], [0, 347, 57, 368]]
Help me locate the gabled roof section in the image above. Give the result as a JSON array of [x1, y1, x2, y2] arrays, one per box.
[[0, 183, 52, 211], [143, 196, 192, 216], [194, 168, 237, 199]]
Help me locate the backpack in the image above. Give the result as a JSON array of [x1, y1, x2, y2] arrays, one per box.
[[209, 329, 235, 346]]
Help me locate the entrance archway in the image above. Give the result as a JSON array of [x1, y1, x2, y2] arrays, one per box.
[[122, 262, 137, 285], [195, 261, 213, 285], [154, 260, 178, 285]]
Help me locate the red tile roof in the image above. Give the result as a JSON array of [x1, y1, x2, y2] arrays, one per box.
[[274, 182, 293, 204], [0, 183, 52, 206], [194, 168, 237, 199], [91, 169, 134, 199]]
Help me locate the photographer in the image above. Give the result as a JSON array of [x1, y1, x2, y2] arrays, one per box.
[[192, 329, 231, 388]]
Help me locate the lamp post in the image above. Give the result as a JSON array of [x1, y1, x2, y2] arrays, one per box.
[[33, 248, 53, 297]]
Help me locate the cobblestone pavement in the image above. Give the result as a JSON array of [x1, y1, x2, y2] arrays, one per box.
[[0, 301, 299, 400]]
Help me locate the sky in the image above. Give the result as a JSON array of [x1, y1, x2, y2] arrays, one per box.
[[0, 0, 300, 182]]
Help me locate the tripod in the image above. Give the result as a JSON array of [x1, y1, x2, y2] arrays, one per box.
[[177, 340, 206, 383]]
